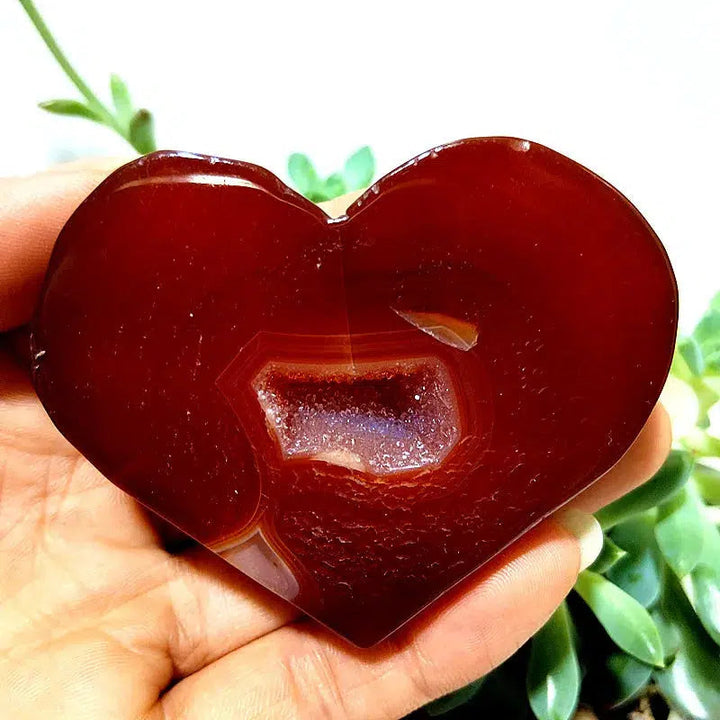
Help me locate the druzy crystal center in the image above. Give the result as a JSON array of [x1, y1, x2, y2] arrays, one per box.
[[253, 359, 460, 475]]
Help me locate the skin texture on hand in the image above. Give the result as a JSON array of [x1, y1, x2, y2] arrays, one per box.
[[0, 160, 671, 720]]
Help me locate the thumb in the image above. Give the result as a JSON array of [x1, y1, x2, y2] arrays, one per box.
[[0, 158, 128, 332]]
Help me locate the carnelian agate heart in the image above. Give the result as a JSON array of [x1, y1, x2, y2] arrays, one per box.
[[30, 138, 677, 646]]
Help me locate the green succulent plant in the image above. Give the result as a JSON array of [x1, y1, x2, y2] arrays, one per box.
[[19, 2, 720, 717]]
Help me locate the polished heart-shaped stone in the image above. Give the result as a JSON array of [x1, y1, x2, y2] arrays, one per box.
[[30, 138, 677, 647]]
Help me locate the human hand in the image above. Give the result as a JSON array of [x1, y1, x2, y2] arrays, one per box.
[[0, 160, 671, 720]]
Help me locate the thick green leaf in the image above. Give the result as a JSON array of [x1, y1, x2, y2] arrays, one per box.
[[343, 145, 375, 190], [574, 571, 664, 667], [651, 607, 681, 661], [589, 535, 627, 574], [323, 172, 347, 200], [608, 514, 662, 608], [424, 678, 485, 716], [526, 602, 580, 720], [679, 513, 720, 646], [654, 573, 720, 719], [683, 564, 720, 646], [39, 98, 102, 122], [655, 487, 704, 577], [110, 73, 133, 126], [287, 153, 320, 197], [605, 652, 653, 709], [595, 451, 693, 530], [128, 109, 156, 154], [607, 546, 661, 609], [679, 336, 705, 376], [694, 463, 720, 505]]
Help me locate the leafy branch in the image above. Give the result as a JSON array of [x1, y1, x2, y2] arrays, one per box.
[[18, 0, 156, 154]]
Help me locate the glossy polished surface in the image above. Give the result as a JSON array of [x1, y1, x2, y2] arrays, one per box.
[[31, 138, 677, 646]]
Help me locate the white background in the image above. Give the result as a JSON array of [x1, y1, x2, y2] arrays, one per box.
[[1, 0, 719, 331]]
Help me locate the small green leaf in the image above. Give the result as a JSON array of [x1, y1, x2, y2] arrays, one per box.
[[110, 73, 133, 126], [654, 573, 720, 720], [689, 377, 720, 426], [343, 145, 375, 190], [306, 190, 331, 203], [424, 678, 485, 716], [655, 487, 705, 577], [605, 652, 653, 709], [526, 602, 580, 720], [678, 336, 705, 376], [128, 109, 156, 154], [670, 348, 693, 383], [595, 450, 693, 530], [682, 429, 720, 457], [574, 570, 665, 667], [322, 172, 347, 200], [589, 535, 627, 574], [694, 463, 720, 505], [288, 153, 321, 197], [693, 308, 720, 350], [39, 98, 102, 122]]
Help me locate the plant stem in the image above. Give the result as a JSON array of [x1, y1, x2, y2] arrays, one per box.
[[18, 0, 122, 133]]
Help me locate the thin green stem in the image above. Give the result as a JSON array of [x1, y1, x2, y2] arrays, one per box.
[[18, 0, 123, 134]]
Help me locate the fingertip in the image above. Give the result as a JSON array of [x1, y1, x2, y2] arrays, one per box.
[[569, 402, 672, 515], [553, 508, 603, 571], [623, 403, 672, 483]]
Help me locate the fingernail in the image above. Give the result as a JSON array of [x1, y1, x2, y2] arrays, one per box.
[[554, 508, 603, 572]]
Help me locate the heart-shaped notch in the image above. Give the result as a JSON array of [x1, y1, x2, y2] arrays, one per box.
[[31, 138, 677, 646]]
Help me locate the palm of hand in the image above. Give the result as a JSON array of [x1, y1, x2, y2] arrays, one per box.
[[0, 162, 670, 720]]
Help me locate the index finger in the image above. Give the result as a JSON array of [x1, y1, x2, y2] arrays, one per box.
[[0, 158, 126, 332]]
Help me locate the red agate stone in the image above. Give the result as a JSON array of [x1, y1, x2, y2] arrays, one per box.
[[30, 138, 677, 646]]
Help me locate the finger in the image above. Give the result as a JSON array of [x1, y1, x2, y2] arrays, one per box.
[[0, 158, 126, 332], [568, 403, 671, 514], [0, 351, 73, 458], [157, 548, 299, 678], [159, 518, 582, 720]]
